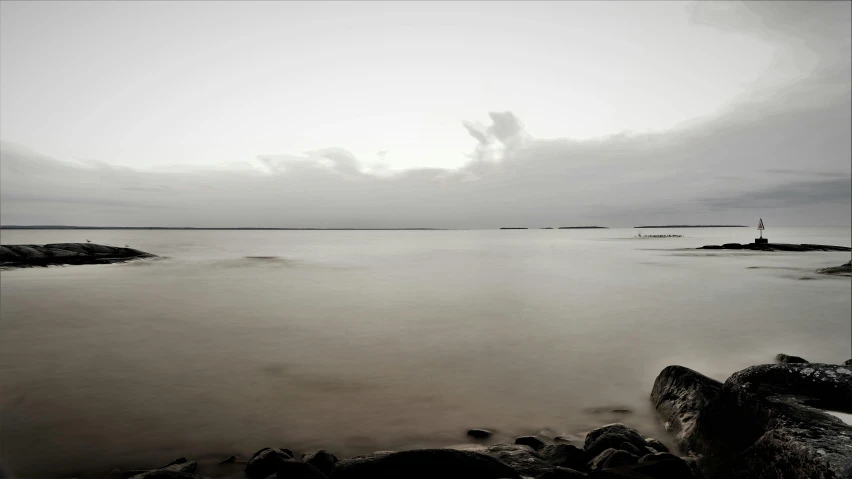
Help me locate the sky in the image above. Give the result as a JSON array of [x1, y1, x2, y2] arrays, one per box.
[[0, 0, 850, 228]]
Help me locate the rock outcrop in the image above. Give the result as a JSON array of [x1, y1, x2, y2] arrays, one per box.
[[816, 260, 852, 276], [0, 243, 155, 268], [652, 362, 852, 479], [698, 243, 850, 252]]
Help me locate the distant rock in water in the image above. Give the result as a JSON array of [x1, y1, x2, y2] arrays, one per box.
[[775, 353, 809, 364], [698, 243, 851, 252], [0, 243, 155, 269], [816, 260, 852, 276]]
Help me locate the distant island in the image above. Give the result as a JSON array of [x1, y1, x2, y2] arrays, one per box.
[[0, 225, 443, 231], [558, 226, 609, 229], [499, 227, 528, 230], [634, 225, 746, 228]]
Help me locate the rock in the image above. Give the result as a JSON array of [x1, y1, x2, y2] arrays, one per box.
[[775, 353, 809, 364], [651, 363, 852, 479], [644, 438, 668, 453], [126, 472, 208, 479], [698, 243, 851, 252], [816, 260, 852, 276], [617, 442, 642, 456], [125, 459, 199, 479], [330, 448, 522, 479], [467, 428, 494, 439], [845, 359, 852, 366], [588, 448, 638, 471], [302, 450, 338, 477], [650, 366, 722, 455], [218, 455, 237, 464], [588, 457, 693, 478], [0, 243, 155, 269], [515, 436, 547, 451], [538, 444, 586, 470], [583, 424, 648, 459], [637, 452, 682, 464], [246, 448, 295, 479], [274, 459, 328, 479], [536, 467, 588, 478], [470, 444, 554, 477]]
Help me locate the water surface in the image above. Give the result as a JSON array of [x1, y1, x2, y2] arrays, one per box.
[[1, 227, 850, 476]]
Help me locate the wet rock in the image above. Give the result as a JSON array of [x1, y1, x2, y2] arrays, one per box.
[[246, 448, 295, 479], [0, 243, 155, 269], [218, 455, 237, 464], [302, 450, 338, 477], [467, 428, 494, 439], [617, 442, 642, 456], [650, 366, 722, 455], [651, 363, 852, 479], [472, 444, 554, 477], [644, 438, 669, 453], [587, 448, 638, 471], [125, 459, 199, 479], [583, 424, 648, 459], [775, 353, 809, 364], [274, 459, 328, 479], [330, 448, 522, 479], [538, 444, 586, 470], [845, 359, 852, 366], [816, 260, 852, 276], [515, 436, 547, 451], [638, 452, 682, 464], [536, 467, 588, 478], [126, 472, 208, 479], [589, 457, 693, 478]]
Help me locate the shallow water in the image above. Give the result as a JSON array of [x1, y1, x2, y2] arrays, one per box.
[[1, 227, 850, 476]]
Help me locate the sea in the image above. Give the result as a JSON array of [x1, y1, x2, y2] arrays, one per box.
[[1, 227, 850, 477]]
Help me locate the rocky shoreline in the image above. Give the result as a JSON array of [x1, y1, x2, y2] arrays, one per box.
[[0, 243, 155, 269], [698, 243, 851, 252], [67, 356, 851, 479]]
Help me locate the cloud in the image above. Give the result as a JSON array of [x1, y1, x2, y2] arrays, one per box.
[[1, 2, 849, 228]]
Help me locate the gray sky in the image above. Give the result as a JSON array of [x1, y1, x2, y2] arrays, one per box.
[[1, 1, 849, 227]]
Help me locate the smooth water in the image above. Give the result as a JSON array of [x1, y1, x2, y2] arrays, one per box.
[[1, 227, 850, 476]]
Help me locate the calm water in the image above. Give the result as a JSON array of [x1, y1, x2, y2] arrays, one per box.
[[1, 227, 850, 477]]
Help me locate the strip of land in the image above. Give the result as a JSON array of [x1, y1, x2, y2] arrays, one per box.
[[0, 243, 155, 269], [635, 225, 746, 228]]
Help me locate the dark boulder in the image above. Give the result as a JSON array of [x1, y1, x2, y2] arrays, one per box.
[[583, 424, 648, 459], [588, 449, 638, 471], [775, 353, 809, 364], [644, 439, 668, 453], [588, 457, 693, 478], [515, 435, 547, 450], [845, 359, 852, 366], [637, 452, 682, 464], [536, 467, 588, 478], [274, 459, 328, 479], [650, 366, 722, 456], [467, 428, 494, 439], [617, 442, 642, 456], [538, 444, 586, 470], [471, 444, 554, 477], [651, 363, 852, 479], [246, 448, 296, 479], [302, 450, 338, 477], [329, 448, 521, 479]]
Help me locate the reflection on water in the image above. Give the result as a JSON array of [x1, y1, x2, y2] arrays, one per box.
[[0, 228, 850, 477]]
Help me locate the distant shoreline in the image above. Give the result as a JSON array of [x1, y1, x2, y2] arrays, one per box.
[[0, 226, 445, 231], [633, 225, 747, 228]]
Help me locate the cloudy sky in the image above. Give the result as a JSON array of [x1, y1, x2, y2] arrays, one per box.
[[1, 1, 849, 228]]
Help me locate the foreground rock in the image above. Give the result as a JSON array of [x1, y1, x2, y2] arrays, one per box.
[[816, 260, 852, 276], [0, 243, 155, 268], [331, 448, 522, 479], [652, 361, 852, 479], [698, 243, 850, 252]]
